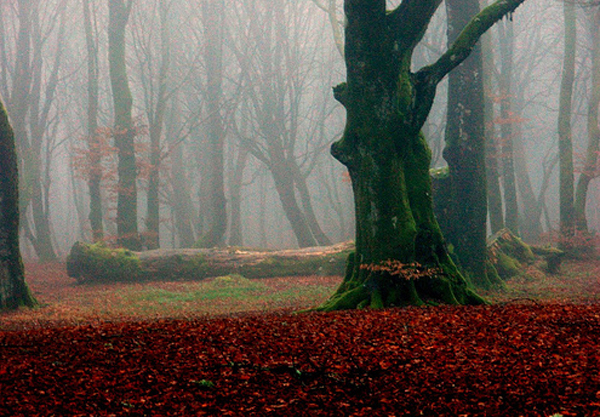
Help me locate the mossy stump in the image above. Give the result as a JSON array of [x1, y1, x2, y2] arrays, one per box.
[[487, 228, 563, 278]]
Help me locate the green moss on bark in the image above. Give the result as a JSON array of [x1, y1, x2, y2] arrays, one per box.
[[0, 99, 37, 309]]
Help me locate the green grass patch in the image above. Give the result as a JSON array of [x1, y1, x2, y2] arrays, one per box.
[[125, 274, 269, 306]]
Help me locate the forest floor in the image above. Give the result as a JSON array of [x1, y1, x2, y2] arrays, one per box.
[[1, 259, 600, 416]]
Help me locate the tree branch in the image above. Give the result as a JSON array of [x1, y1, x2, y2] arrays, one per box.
[[409, 0, 527, 130], [387, 0, 442, 53], [417, 0, 527, 85]]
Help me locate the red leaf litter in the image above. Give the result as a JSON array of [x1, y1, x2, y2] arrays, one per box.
[[1, 305, 599, 416], [1, 261, 600, 416]]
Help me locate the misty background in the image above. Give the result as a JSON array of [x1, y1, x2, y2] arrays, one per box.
[[0, 0, 596, 260]]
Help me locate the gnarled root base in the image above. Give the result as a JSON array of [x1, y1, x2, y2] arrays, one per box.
[[316, 253, 486, 311]]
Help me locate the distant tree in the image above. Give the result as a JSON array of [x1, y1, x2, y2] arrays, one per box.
[[195, 0, 227, 248], [481, 17, 505, 235], [1, 0, 64, 261], [318, 0, 525, 311], [558, 0, 577, 247], [131, 0, 173, 249], [82, 0, 104, 242], [108, 0, 141, 250], [230, 0, 331, 248], [497, 18, 520, 235], [0, 97, 37, 310]]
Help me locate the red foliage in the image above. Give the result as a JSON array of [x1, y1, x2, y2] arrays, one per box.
[[2, 304, 600, 416]]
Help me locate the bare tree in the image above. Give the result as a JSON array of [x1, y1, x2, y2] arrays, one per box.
[[108, 0, 140, 250]]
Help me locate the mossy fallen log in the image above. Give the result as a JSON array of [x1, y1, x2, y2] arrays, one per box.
[[487, 228, 563, 279], [66, 241, 353, 284]]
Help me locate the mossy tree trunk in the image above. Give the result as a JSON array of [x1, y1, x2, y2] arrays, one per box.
[[319, 0, 526, 311], [109, 0, 140, 251], [0, 98, 37, 310], [444, 0, 500, 289]]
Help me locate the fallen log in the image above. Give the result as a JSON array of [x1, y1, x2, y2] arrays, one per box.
[[66, 241, 354, 284]]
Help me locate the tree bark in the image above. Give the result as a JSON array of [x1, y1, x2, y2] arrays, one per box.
[[109, 0, 140, 251], [228, 146, 248, 246], [574, 9, 600, 234], [558, 0, 577, 246], [165, 97, 195, 248], [318, 0, 526, 310], [145, 1, 171, 250], [481, 18, 505, 234], [83, 0, 104, 242], [497, 19, 520, 235], [0, 98, 37, 309], [195, 0, 227, 249], [444, 0, 499, 289]]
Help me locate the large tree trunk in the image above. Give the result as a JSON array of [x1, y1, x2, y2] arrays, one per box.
[[0, 98, 37, 309], [109, 0, 140, 251], [318, 0, 525, 310]]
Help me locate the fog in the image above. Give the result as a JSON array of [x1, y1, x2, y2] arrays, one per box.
[[0, 0, 596, 260]]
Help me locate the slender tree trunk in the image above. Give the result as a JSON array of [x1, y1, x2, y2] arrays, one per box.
[[270, 159, 317, 248], [498, 19, 520, 235], [83, 0, 103, 242], [574, 9, 600, 234], [558, 0, 576, 246], [228, 146, 248, 246], [108, 0, 140, 250], [170, 139, 196, 248], [195, 0, 227, 248], [145, 1, 171, 250], [444, 0, 498, 289], [0, 98, 37, 309], [291, 163, 332, 246], [481, 23, 505, 234]]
